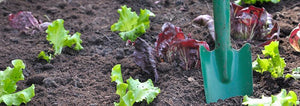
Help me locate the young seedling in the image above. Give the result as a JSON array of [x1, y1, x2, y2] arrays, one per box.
[[235, 0, 280, 5], [155, 22, 210, 70], [193, 3, 280, 47], [9, 11, 51, 34], [111, 64, 160, 106], [0, 59, 35, 105], [111, 5, 155, 41], [38, 19, 83, 62], [111, 5, 159, 80], [286, 67, 300, 79], [252, 41, 286, 78], [243, 89, 299, 105], [289, 23, 300, 52]]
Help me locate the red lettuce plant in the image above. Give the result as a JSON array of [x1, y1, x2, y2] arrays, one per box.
[[289, 23, 300, 52], [9, 11, 50, 34], [155, 22, 210, 70], [133, 23, 210, 81], [193, 3, 279, 46], [133, 38, 158, 82]]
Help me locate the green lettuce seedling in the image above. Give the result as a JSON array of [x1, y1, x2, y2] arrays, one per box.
[[0, 59, 35, 105], [252, 41, 286, 78], [46, 19, 83, 55], [38, 51, 52, 63], [111, 5, 155, 41], [38, 19, 83, 62], [111, 64, 160, 106], [286, 67, 300, 79], [235, 0, 280, 5], [243, 89, 299, 106]]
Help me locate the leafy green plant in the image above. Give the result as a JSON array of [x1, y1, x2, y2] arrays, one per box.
[[46, 19, 83, 55], [252, 41, 286, 78], [111, 64, 160, 106], [0, 59, 35, 105], [38, 51, 52, 62], [111, 5, 155, 41], [286, 67, 300, 79], [38, 19, 83, 62], [243, 89, 299, 106], [235, 0, 280, 5]]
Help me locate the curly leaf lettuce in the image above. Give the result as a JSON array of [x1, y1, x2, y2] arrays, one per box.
[[46, 19, 83, 55], [127, 78, 160, 104], [252, 41, 286, 78], [111, 5, 155, 41], [0, 85, 35, 106], [38, 51, 52, 62], [286, 67, 300, 79], [235, 0, 280, 5], [111, 64, 160, 106], [243, 89, 299, 106], [0, 59, 35, 105]]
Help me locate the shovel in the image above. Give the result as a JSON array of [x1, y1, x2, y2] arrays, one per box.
[[199, 0, 253, 103]]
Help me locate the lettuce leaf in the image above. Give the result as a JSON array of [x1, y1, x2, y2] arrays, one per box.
[[133, 38, 158, 82], [193, 3, 280, 47], [0, 85, 35, 106], [38, 51, 52, 62], [0, 59, 35, 105], [235, 0, 280, 5], [111, 5, 155, 41], [0, 59, 25, 95], [243, 89, 299, 106], [155, 22, 210, 70], [46, 19, 83, 55], [289, 23, 300, 52], [252, 41, 286, 78], [286, 67, 300, 79], [111, 64, 160, 106]]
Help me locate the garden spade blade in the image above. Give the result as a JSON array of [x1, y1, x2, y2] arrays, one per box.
[[199, 0, 253, 103]]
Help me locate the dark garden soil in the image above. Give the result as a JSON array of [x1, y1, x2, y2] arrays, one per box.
[[0, 0, 300, 105]]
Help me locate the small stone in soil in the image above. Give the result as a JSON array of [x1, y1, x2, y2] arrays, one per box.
[[188, 77, 195, 82]]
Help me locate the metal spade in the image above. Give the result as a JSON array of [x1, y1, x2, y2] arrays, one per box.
[[199, 0, 253, 103]]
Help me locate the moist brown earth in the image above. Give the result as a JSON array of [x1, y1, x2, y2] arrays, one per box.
[[0, 0, 300, 105]]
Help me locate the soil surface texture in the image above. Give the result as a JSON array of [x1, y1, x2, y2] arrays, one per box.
[[0, 0, 300, 105]]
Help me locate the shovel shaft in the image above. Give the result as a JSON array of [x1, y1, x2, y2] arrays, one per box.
[[213, 0, 231, 49], [213, 0, 231, 82]]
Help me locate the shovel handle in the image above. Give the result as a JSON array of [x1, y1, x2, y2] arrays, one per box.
[[213, 0, 231, 82], [213, 0, 230, 49]]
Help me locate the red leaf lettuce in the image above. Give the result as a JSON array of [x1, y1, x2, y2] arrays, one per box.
[[193, 3, 280, 46]]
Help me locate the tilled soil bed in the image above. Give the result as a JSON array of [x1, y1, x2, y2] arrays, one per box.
[[0, 0, 300, 105]]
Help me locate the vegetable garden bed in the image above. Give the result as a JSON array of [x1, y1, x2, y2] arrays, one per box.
[[0, 0, 300, 105]]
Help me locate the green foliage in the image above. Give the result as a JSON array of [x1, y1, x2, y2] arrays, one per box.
[[235, 0, 280, 5], [38, 51, 52, 62], [243, 89, 299, 106], [0, 59, 35, 105], [111, 64, 160, 106], [111, 5, 155, 41], [252, 41, 286, 78], [46, 19, 83, 55], [285, 67, 300, 79]]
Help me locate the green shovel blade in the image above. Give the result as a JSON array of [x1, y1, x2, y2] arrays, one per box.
[[199, 44, 253, 103], [199, 0, 253, 103]]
